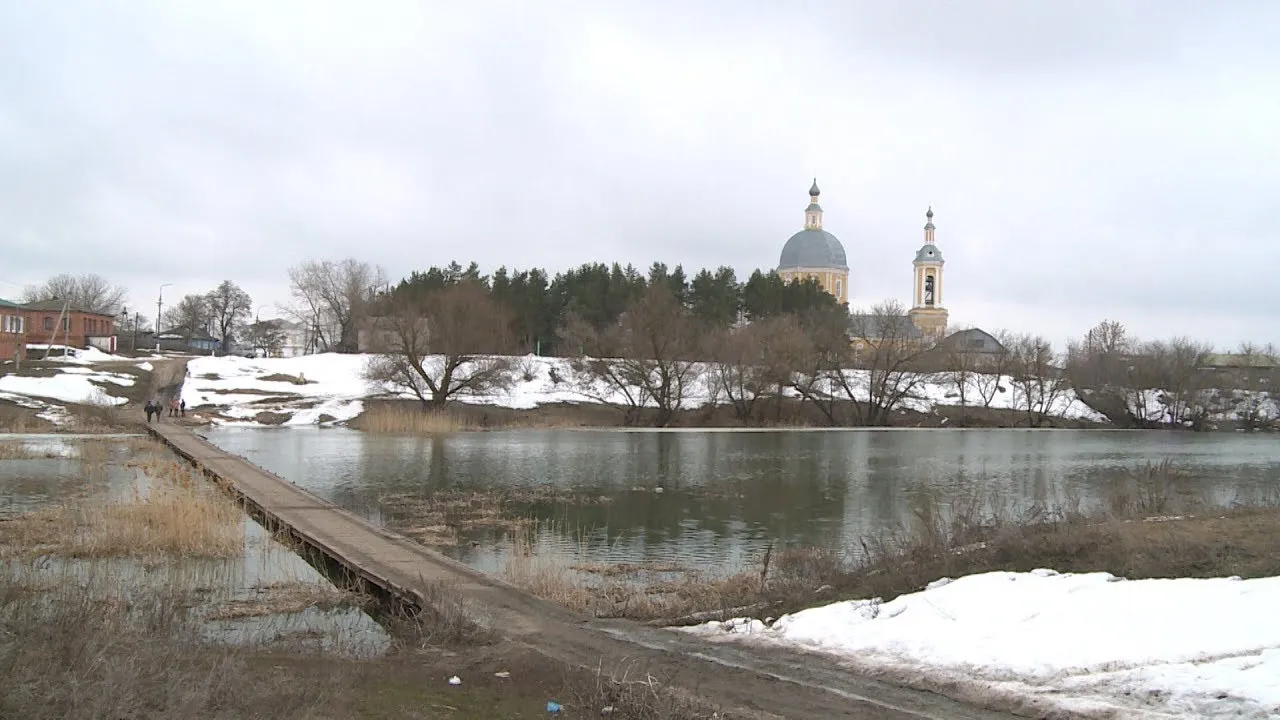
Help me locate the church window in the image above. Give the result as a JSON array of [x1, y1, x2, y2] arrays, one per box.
[[835, 279, 842, 297], [924, 276, 935, 306]]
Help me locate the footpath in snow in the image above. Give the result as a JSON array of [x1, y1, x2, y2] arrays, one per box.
[[681, 569, 1280, 718]]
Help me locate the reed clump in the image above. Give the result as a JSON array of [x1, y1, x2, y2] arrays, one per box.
[[0, 561, 345, 720], [351, 404, 473, 434], [1, 459, 244, 560], [502, 531, 760, 621]]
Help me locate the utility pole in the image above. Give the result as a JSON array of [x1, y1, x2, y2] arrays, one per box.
[[156, 283, 172, 352]]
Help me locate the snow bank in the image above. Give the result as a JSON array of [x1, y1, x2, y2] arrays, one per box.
[[0, 374, 127, 406], [182, 353, 1112, 427], [27, 345, 143, 365], [181, 354, 371, 426], [683, 570, 1280, 718]]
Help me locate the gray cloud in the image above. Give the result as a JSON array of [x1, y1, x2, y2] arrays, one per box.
[[1, 0, 1277, 348]]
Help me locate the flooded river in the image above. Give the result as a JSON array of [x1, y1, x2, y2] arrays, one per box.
[[201, 427, 1280, 574]]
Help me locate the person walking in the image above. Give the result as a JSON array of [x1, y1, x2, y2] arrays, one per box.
[[179, 399, 186, 417], [144, 400, 155, 423], [170, 397, 179, 417]]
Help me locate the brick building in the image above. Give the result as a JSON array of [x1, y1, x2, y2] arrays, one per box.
[[0, 298, 26, 363], [20, 300, 118, 353]]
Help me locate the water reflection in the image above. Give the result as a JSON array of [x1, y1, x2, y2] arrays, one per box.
[[203, 427, 1280, 573]]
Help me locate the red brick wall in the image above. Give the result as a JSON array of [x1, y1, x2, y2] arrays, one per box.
[[22, 311, 115, 349]]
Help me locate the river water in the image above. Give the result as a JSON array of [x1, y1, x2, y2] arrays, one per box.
[[201, 427, 1280, 574]]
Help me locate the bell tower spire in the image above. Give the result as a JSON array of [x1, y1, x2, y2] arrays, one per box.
[[804, 178, 823, 230], [908, 206, 948, 339]]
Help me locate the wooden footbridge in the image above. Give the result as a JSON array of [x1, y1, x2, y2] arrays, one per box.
[[146, 422, 1013, 720]]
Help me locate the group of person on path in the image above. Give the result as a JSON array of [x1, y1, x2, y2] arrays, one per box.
[[144, 397, 184, 423]]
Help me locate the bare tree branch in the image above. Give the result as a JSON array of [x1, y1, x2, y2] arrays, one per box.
[[363, 280, 514, 407], [22, 273, 127, 315]]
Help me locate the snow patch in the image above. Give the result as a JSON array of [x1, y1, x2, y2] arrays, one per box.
[[681, 570, 1280, 718], [181, 353, 1113, 428]]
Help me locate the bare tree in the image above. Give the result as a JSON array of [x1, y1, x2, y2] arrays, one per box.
[[244, 319, 286, 358], [206, 280, 252, 353], [970, 329, 1014, 410], [559, 310, 651, 425], [1149, 337, 1214, 427], [711, 316, 800, 425], [560, 285, 705, 427], [160, 294, 212, 339], [846, 300, 936, 426], [23, 273, 127, 315], [363, 280, 514, 407], [788, 307, 855, 425], [287, 259, 386, 353], [937, 326, 981, 424], [1009, 334, 1072, 427]]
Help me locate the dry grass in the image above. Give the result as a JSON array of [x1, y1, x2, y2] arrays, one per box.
[[208, 581, 364, 620], [0, 561, 348, 720], [0, 458, 244, 560], [383, 487, 612, 540], [258, 373, 313, 385], [498, 462, 1280, 626], [385, 579, 498, 648], [748, 462, 1280, 620], [563, 659, 737, 719], [503, 531, 762, 621], [352, 404, 475, 433]]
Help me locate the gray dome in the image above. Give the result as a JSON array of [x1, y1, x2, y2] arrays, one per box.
[[779, 229, 848, 270], [915, 244, 944, 263]]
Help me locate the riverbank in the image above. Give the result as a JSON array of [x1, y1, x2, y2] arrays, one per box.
[[348, 398, 1108, 432], [175, 352, 1116, 429], [387, 461, 1280, 628]]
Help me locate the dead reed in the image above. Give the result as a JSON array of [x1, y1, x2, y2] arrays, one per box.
[[501, 462, 1280, 625], [501, 530, 761, 621], [352, 404, 474, 434], [0, 561, 346, 720], [384, 579, 497, 648], [1, 457, 244, 560], [563, 658, 735, 719], [208, 581, 363, 621]]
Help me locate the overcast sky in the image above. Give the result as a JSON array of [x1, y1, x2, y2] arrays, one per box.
[[1, 0, 1277, 349]]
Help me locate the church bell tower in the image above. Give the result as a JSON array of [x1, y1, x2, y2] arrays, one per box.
[[908, 207, 949, 338]]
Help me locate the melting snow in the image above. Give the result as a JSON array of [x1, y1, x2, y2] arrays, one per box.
[[682, 570, 1280, 718], [0, 373, 127, 406], [181, 353, 1110, 427]]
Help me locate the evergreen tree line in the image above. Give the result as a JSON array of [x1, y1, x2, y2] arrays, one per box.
[[380, 260, 841, 356]]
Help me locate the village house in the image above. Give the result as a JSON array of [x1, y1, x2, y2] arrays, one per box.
[[0, 298, 27, 363], [153, 327, 220, 354], [20, 299, 118, 353]]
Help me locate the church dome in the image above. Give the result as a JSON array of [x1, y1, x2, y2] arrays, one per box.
[[915, 244, 943, 263], [779, 229, 848, 270]]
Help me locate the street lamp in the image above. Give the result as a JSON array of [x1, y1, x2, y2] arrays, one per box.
[[253, 305, 269, 358], [156, 283, 172, 352]]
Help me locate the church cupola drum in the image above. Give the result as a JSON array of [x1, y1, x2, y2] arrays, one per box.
[[777, 179, 850, 305], [908, 206, 949, 338]]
